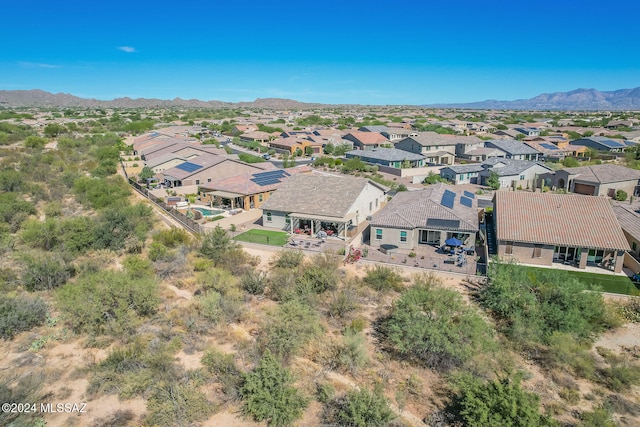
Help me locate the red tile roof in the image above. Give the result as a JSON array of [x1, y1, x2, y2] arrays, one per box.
[[495, 191, 630, 250]]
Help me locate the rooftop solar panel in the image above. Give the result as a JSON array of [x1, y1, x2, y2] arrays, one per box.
[[175, 161, 203, 173], [463, 190, 475, 199], [540, 143, 559, 150], [426, 218, 461, 229], [253, 170, 289, 180], [441, 192, 455, 209], [460, 196, 473, 208]]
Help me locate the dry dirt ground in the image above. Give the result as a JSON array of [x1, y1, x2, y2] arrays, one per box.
[[4, 244, 639, 426]]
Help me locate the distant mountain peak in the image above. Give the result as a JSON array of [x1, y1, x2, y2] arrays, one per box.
[[426, 87, 640, 110]]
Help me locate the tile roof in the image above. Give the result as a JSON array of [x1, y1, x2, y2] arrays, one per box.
[[560, 164, 640, 184], [344, 131, 389, 145], [261, 172, 386, 218], [612, 205, 640, 241], [370, 183, 478, 232], [441, 164, 485, 174], [485, 140, 542, 155], [345, 147, 425, 162], [399, 132, 482, 147], [574, 136, 626, 148], [480, 158, 551, 177], [495, 191, 630, 250], [200, 165, 311, 196], [359, 125, 388, 133]]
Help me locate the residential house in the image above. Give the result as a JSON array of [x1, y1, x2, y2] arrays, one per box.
[[239, 131, 275, 144], [268, 137, 323, 155], [485, 140, 542, 161], [384, 128, 417, 141], [369, 184, 478, 250], [612, 205, 640, 259], [494, 191, 629, 272], [514, 127, 541, 137], [549, 164, 640, 198], [606, 119, 635, 129], [343, 131, 389, 151], [394, 132, 473, 165], [345, 147, 425, 168], [493, 129, 521, 139], [439, 164, 485, 185], [570, 136, 627, 152], [231, 124, 258, 135], [199, 166, 311, 211], [261, 172, 387, 239], [158, 155, 271, 188], [478, 158, 552, 189]]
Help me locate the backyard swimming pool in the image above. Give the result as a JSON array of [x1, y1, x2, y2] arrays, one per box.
[[193, 207, 225, 217]]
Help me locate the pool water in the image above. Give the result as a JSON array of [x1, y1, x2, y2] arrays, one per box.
[[193, 207, 225, 216]]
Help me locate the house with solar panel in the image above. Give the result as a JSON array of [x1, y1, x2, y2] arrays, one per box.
[[261, 172, 387, 239], [478, 158, 552, 189], [158, 154, 271, 188], [570, 136, 629, 153], [344, 147, 425, 168], [199, 166, 311, 211], [368, 184, 479, 250], [547, 164, 640, 198], [484, 140, 542, 161]]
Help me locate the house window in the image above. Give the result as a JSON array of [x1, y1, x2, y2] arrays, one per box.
[[195, 179, 200, 185], [375, 229, 383, 240], [400, 231, 407, 243], [633, 241, 637, 252], [369, 202, 372, 211], [533, 245, 542, 258], [519, 175, 525, 180], [375, 198, 378, 207], [258, 194, 263, 202], [207, 178, 211, 182], [505, 241, 513, 255], [266, 212, 272, 222], [285, 214, 290, 224]]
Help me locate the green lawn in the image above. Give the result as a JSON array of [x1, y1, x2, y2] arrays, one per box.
[[234, 229, 289, 247], [517, 265, 639, 296]]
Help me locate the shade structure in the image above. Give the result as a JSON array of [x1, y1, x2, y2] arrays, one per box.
[[445, 237, 463, 247]]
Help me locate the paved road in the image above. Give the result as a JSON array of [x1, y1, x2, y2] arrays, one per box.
[[225, 142, 314, 168]]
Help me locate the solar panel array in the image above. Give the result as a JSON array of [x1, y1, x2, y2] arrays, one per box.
[[426, 218, 461, 229], [440, 189, 456, 209], [251, 169, 291, 187], [460, 196, 473, 208], [539, 143, 559, 150], [176, 161, 203, 173], [463, 190, 475, 199]]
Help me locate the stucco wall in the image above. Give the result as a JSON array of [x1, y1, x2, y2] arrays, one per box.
[[497, 240, 554, 266]]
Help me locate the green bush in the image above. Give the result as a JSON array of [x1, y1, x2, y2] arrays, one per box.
[[201, 349, 242, 401], [0, 295, 48, 339], [153, 228, 192, 248], [145, 380, 213, 426], [455, 375, 557, 427], [271, 250, 305, 269], [481, 263, 611, 346], [241, 270, 267, 295], [322, 385, 395, 427], [240, 350, 308, 427], [377, 282, 494, 371], [577, 405, 617, 427], [196, 290, 246, 324], [20, 252, 74, 291], [363, 265, 403, 292], [56, 270, 159, 336], [258, 300, 323, 361], [200, 226, 240, 265]]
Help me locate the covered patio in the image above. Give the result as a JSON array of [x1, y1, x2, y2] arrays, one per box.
[[289, 212, 357, 240], [209, 190, 251, 211]]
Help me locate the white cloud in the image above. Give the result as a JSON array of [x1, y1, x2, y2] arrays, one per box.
[[117, 46, 137, 53], [19, 62, 59, 69]]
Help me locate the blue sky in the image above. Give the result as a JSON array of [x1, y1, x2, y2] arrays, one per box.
[[1, 0, 639, 105]]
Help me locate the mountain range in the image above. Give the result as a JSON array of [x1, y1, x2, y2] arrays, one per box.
[[426, 87, 640, 110], [1, 88, 640, 110]]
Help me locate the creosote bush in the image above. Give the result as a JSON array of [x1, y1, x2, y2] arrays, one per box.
[[322, 385, 395, 427], [363, 265, 403, 292], [0, 295, 48, 339]]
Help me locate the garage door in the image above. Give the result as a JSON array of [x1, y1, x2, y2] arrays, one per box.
[[574, 183, 595, 195]]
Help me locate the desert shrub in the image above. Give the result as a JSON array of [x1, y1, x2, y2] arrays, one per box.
[[92, 410, 135, 427], [93, 204, 153, 251], [200, 225, 240, 265], [453, 374, 558, 427], [20, 251, 75, 291], [271, 250, 305, 269], [59, 216, 96, 254], [147, 242, 169, 262], [201, 349, 242, 401], [153, 227, 192, 248], [122, 255, 154, 279], [378, 282, 493, 371], [196, 290, 246, 324], [546, 332, 596, 379], [315, 382, 336, 403], [266, 268, 298, 301], [197, 266, 239, 295], [258, 300, 323, 361], [297, 264, 339, 294], [0, 371, 45, 426], [328, 285, 360, 319], [481, 262, 612, 347], [0, 192, 36, 230], [145, 380, 213, 426], [241, 270, 267, 295], [73, 175, 131, 210], [20, 218, 60, 251], [577, 405, 617, 427], [596, 347, 640, 392], [240, 350, 308, 427], [89, 337, 181, 398], [56, 270, 159, 336], [333, 330, 369, 375], [0, 295, 48, 339], [363, 265, 403, 292], [322, 385, 395, 427]]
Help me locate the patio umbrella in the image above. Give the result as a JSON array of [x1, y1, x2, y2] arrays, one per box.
[[445, 237, 463, 247]]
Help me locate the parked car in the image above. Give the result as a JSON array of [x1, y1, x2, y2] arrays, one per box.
[[262, 153, 271, 160]]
